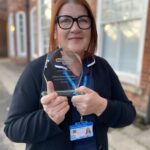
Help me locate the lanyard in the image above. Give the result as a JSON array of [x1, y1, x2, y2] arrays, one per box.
[[64, 70, 88, 122], [64, 70, 88, 91]]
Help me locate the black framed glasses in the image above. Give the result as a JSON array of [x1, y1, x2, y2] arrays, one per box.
[[56, 15, 92, 30]]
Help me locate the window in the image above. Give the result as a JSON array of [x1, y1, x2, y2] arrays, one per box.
[[30, 7, 38, 59], [38, 0, 52, 55], [16, 11, 27, 57], [97, 0, 148, 84], [8, 13, 15, 56], [102, 20, 141, 74]]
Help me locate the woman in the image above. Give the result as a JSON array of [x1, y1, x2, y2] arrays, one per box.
[[4, 0, 136, 150]]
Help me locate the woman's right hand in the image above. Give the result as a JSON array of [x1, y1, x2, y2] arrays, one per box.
[[41, 81, 70, 125]]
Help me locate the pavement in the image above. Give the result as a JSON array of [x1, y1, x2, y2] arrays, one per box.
[[0, 58, 150, 150]]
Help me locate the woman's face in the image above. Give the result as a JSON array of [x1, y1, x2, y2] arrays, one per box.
[[56, 3, 91, 57]]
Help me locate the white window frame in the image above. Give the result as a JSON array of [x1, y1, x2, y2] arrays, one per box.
[[16, 11, 27, 57], [8, 13, 15, 57], [30, 7, 38, 59], [96, 0, 149, 85], [38, 0, 52, 56]]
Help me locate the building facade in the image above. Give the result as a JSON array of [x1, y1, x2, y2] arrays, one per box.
[[5, 0, 150, 123], [0, 0, 7, 57]]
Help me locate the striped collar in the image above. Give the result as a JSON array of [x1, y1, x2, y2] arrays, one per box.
[[84, 57, 95, 68], [54, 57, 96, 70]]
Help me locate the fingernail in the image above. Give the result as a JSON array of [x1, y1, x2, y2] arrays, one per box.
[[81, 92, 85, 95]]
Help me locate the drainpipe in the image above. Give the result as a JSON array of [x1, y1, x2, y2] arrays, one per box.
[[24, 0, 30, 63], [146, 95, 150, 124]]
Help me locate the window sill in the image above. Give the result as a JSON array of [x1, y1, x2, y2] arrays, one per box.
[[116, 71, 143, 95]]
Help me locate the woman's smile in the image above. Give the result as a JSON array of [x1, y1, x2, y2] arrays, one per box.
[[68, 36, 83, 43]]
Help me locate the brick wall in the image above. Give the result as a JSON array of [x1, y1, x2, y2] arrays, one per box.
[[29, 0, 37, 8], [141, 1, 150, 94], [0, 19, 7, 56], [0, 0, 7, 20], [0, 0, 7, 57], [124, 83, 149, 116], [7, 0, 26, 12], [135, 1, 150, 117], [0, 10, 6, 20]]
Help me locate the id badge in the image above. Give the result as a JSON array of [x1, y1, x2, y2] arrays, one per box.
[[69, 121, 93, 141]]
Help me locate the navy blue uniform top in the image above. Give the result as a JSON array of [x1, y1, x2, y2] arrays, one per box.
[[4, 53, 136, 150]]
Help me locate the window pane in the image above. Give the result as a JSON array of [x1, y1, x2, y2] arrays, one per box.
[[102, 24, 119, 69], [119, 20, 141, 73], [20, 28, 23, 33], [40, 0, 51, 54], [33, 10, 38, 55], [41, 16, 50, 27], [102, 0, 144, 22], [20, 34, 24, 53], [42, 29, 49, 53], [41, 1, 51, 26], [19, 20, 23, 26], [30, 8, 38, 57], [19, 14, 23, 20], [102, 20, 141, 74]]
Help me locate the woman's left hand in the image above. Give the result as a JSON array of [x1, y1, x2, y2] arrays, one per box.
[[71, 86, 108, 116]]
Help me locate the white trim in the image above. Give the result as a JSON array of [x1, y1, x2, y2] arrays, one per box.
[[96, 0, 102, 56], [87, 58, 95, 67], [54, 65, 68, 70], [30, 7, 38, 59], [38, 0, 42, 56], [117, 71, 138, 85], [16, 11, 27, 57], [38, 0, 52, 56], [8, 13, 15, 57], [97, 0, 149, 86], [101, 17, 142, 25]]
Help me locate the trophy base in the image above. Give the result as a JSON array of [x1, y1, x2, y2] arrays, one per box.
[[57, 90, 76, 96], [41, 90, 77, 97]]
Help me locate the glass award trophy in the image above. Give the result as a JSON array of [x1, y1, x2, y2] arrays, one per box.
[[43, 48, 83, 96]]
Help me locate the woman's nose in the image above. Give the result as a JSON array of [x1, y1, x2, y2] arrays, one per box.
[[70, 21, 81, 31]]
